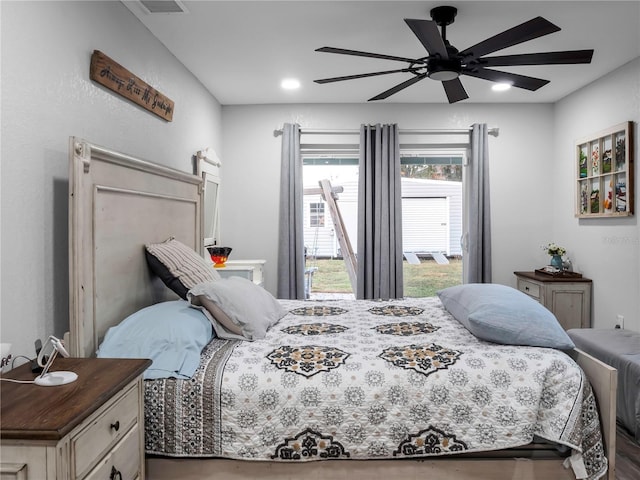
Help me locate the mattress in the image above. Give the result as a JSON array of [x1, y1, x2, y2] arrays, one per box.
[[144, 297, 607, 480], [568, 328, 640, 442]]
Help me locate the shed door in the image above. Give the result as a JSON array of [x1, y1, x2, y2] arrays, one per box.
[[402, 197, 449, 254]]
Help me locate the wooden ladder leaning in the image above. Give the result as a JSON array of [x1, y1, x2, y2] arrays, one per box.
[[317, 179, 358, 292]]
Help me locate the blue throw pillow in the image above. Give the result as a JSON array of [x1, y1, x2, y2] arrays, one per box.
[[437, 283, 575, 350], [97, 300, 214, 379]]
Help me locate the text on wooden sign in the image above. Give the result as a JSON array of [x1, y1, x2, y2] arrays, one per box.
[[90, 50, 174, 121]]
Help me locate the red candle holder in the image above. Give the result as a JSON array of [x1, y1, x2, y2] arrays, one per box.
[[207, 246, 232, 268]]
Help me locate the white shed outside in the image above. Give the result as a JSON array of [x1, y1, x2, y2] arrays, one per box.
[[304, 177, 462, 259]]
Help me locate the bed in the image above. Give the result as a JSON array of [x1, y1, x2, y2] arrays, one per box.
[[67, 137, 618, 480], [568, 328, 640, 442]]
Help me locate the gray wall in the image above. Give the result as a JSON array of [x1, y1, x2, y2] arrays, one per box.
[[221, 103, 556, 294], [553, 58, 640, 331], [2, 2, 637, 364], [1, 1, 223, 358], [221, 60, 640, 332]]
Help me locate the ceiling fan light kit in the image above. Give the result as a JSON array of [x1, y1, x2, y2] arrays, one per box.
[[427, 58, 461, 81], [314, 5, 594, 103]]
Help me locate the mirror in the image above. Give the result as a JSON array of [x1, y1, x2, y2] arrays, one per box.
[[196, 148, 221, 247]]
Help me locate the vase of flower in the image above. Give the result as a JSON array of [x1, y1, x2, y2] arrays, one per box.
[[550, 254, 563, 270], [543, 243, 566, 271]]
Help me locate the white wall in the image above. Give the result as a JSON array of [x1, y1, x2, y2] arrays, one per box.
[[553, 58, 640, 332], [0, 1, 222, 359], [221, 103, 555, 294]]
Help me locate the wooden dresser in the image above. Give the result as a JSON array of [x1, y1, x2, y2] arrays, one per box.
[[514, 271, 593, 330], [1, 357, 151, 480]]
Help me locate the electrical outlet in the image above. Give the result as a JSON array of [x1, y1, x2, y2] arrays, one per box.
[[615, 314, 624, 329]]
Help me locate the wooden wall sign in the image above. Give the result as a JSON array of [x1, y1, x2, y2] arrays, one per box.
[[90, 50, 174, 121]]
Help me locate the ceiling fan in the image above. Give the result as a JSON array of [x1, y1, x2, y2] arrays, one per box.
[[314, 6, 594, 103]]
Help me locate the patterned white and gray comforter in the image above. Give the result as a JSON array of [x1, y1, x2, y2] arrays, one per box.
[[144, 297, 607, 479]]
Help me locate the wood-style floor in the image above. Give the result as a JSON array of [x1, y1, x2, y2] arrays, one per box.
[[616, 424, 640, 480]]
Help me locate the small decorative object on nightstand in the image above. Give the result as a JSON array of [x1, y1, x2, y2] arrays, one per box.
[[514, 271, 592, 330], [207, 246, 232, 268], [1, 357, 151, 480], [542, 242, 566, 272]]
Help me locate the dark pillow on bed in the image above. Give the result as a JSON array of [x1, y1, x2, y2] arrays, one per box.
[[188, 277, 286, 341], [437, 283, 575, 350], [97, 300, 214, 379], [145, 237, 220, 299]]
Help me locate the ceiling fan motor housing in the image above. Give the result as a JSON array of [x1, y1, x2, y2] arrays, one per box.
[[427, 57, 461, 81], [430, 6, 458, 27]]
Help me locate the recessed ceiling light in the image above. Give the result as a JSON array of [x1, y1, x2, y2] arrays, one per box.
[[491, 82, 512, 92], [281, 78, 301, 90]]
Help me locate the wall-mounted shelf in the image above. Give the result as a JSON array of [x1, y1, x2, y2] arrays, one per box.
[[575, 121, 634, 218]]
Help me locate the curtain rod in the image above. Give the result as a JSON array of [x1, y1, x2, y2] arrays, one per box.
[[274, 127, 499, 137]]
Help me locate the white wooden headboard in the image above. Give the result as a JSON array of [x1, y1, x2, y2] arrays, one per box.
[[68, 137, 203, 357]]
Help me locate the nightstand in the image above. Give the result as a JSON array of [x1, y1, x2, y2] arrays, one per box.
[[217, 259, 265, 287], [514, 271, 592, 330], [1, 357, 151, 480]]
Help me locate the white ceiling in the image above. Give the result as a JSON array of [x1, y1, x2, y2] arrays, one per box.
[[123, 0, 640, 105]]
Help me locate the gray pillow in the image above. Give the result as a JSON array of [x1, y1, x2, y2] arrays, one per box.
[[188, 277, 286, 341], [437, 283, 575, 350]]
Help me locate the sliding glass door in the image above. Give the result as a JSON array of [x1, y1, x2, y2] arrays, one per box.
[[302, 150, 464, 297]]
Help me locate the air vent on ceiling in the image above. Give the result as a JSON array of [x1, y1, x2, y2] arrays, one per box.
[[138, 0, 188, 14]]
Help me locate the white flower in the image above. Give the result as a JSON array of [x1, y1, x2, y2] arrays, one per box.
[[542, 243, 566, 256]]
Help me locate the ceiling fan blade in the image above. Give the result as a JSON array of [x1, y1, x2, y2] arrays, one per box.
[[479, 50, 594, 67], [404, 19, 448, 57], [316, 46, 421, 64], [460, 17, 560, 60], [314, 68, 415, 84], [442, 78, 469, 103], [369, 74, 427, 101], [463, 67, 549, 91]]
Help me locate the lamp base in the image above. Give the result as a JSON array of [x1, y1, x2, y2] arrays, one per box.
[[34, 371, 78, 386]]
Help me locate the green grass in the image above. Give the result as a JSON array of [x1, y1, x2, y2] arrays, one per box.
[[307, 258, 463, 297]]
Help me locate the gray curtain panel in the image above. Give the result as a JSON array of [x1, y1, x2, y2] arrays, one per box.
[[277, 123, 306, 299], [463, 123, 492, 284], [357, 124, 404, 300]]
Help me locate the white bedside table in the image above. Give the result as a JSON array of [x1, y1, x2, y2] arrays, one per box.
[[217, 259, 265, 287], [514, 271, 592, 330]]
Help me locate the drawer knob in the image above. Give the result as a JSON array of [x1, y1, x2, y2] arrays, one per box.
[[525, 286, 529, 291], [110, 420, 120, 432], [110, 466, 122, 480]]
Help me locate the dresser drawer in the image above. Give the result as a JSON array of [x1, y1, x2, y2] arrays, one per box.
[[72, 382, 140, 478], [0, 462, 28, 480], [83, 424, 141, 480], [517, 279, 541, 299]]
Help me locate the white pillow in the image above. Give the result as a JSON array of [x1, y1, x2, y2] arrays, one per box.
[[188, 277, 286, 341]]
